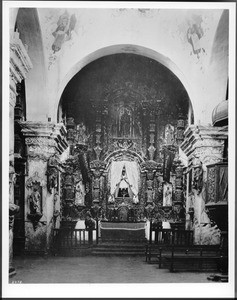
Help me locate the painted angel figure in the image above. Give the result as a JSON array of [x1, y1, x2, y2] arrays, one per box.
[[52, 11, 77, 53]]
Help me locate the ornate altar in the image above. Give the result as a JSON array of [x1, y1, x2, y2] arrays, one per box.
[[60, 79, 188, 236]]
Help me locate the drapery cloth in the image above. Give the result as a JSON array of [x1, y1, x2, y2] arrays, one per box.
[[108, 161, 139, 203]]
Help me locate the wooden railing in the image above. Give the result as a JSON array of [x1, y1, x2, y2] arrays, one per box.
[[149, 226, 194, 246], [52, 223, 99, 254], [146, 225, 195, 265]]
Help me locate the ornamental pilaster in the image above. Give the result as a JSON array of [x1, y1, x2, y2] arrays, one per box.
[[9, 31, 32, 268], [10, 31, 33, 89], [9, 31, 32, 162], [181, 125, 228, 237], [20, 121, 68, 162], [90, 160, 106, 204], [9, 30, 32, 126], [180, 125, 228, 178], [141, 160, 160, 204], [19, 121, 68, 253]]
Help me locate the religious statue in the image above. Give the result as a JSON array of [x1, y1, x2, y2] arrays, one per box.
[[117, 167, 128, 196], [29, 187, 41, 215], [75, 123, 88, 144], [163, 183, 172, 206], [75, 180, 85, 206], [164, 124, 174, 145], [119, 109, 131, 137]]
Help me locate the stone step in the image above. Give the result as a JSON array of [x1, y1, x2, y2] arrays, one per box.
[[91, 240, 146, 256], [99, 239, 147, 244], [92, 247, 145, 252], [95, 244, 146, 249], [91, 251, 145, 256]]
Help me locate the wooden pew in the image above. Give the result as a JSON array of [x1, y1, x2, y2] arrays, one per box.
[[145, 228, 194, 265], [163, 245, 221, 272]]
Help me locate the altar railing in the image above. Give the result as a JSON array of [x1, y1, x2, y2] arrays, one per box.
[[52, 225, 99, 254], [149, 227, 194, 246]]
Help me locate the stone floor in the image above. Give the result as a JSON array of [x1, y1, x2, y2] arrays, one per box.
[[10, 255, 217, 284]]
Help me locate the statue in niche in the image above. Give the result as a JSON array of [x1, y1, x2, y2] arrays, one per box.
[[119, 109, 131, 137], [164, 124, 175, 145], [93, 175, 100, 189], [47, 168, 58, 193], [29, 186, 42, 215], [147, 189, 155, 203], [117, 167, 130, 198], [75, 180, 85, 206], [76, 123, 87, 144], [163, 183, 172, 206]]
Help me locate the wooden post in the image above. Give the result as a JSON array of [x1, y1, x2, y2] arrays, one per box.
[[171, 229, 175, 245], [200, 248, 203, 271], [149, 218, 152, 244], [96, 218, 99, 244], [88, 229, 93, 244], [159, 247, 162, 269], [170, 244, 174, 272]]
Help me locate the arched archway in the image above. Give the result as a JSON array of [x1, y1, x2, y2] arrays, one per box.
[[59, 52, 191, 227], [55, 45, 194, 123], [209, 10, 229, 107], [15, 8, 48, 121], [11, 7, 47, 255]]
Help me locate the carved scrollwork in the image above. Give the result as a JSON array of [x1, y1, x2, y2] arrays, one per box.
[[154, 206, 175, 222], [192, 160, 203, 194], [26, 171, 46, 189], [206, 165, 216, 203], [141, 160, 159, 172], [90, 160, 106, 173]]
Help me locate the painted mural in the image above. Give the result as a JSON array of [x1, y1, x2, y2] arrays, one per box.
[[52, 10, 77, 53]]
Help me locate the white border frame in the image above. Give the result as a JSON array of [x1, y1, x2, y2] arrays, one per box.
[[2, 1, 236, 298]]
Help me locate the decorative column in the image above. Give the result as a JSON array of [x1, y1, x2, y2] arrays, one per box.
[[20, 122, 68, 254], [90, 160, 106, 218], [65, 117, 76, 155], [176, 114, 185, 145], [93, 113, 103, 161], [9, 30, 32, 275], [172, 159, 185, 229], [147, 114, 156, 161], [141, 160, 158, 218], [181, 125, 228, 244]]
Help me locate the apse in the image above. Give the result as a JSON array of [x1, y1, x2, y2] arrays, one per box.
[[59, 53, 191, 162]]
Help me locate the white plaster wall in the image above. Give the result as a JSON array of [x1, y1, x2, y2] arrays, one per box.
[[19, 8, 227, 125]]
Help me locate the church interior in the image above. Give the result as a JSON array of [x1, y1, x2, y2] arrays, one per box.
[[7, 5, 232, 288]]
